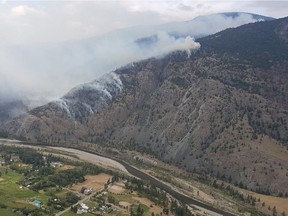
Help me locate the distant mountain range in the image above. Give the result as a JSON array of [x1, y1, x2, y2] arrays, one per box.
[[135, 12, 274, 47], [2, 16, 288, 196]]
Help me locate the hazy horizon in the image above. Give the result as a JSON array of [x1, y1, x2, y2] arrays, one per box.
[[1, 1, 287, 106]]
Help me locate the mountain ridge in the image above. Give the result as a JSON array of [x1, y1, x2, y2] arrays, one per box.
[[3, 12, 274, 106], [2, 17, 288, 195]]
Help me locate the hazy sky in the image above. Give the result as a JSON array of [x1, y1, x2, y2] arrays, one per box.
[[0, 0, 287, 45], [0, 0, 287, 105]]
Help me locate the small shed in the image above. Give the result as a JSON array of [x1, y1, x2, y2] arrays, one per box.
[[33, 200, 43, 207]]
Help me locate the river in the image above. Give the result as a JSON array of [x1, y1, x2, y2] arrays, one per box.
[[0, 139, 235, 216]]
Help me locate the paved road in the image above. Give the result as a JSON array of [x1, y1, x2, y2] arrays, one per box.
[[55, 184, 112, 216], [54, 191, 96, 216]]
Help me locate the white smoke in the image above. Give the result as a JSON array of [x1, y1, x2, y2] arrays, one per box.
[[0, 13, 267, 106], [146, 32, 200, 58]]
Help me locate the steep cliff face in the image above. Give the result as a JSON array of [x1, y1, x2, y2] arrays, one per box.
[[2, 17, 288, 194]]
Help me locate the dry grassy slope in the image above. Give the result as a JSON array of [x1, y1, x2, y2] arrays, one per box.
[[90, 53, 288, 195], [2, 17, 288, 195], [3, 102, 89, 143]]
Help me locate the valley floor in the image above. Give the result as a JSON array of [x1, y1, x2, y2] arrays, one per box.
[[1, 139, 287, 216]]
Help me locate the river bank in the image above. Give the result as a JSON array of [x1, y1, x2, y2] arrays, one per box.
[[0, 139, 235, 216]]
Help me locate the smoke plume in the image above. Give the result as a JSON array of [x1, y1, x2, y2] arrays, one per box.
[[0, 13, 267, 107]]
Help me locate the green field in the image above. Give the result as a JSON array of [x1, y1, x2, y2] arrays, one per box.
[[0, 146, 184, 216], [0, 166, 49, 215], [0, 208, 19, 216]]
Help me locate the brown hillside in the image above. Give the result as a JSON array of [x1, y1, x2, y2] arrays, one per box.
[[1, 17, 288, 195]]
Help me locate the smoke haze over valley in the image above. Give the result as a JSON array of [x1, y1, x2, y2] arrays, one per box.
[[0, 7, 276, 106]]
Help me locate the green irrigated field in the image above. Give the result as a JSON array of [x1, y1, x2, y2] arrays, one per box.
[[0, 166, 49, 215], [0, 208, 18, 216]]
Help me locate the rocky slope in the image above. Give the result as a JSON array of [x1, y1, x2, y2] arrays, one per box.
[[2, 17, 288, 195]]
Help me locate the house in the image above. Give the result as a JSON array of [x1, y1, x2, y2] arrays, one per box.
[[33, 200, 43, 207], [10, 154, 20, 162], [99, 205, 107, 212], [99, 204, 116, 213], [81, 203, 89, 210], [50, 198, 61, 205], [83, 188, 93, 195], [50, 162, 63, 168], [76, 203, 89, 214]]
